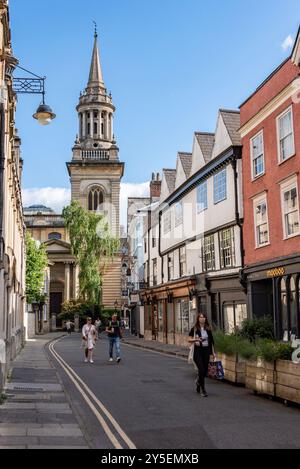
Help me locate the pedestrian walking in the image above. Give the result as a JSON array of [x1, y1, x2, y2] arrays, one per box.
[[66, 320, 74, 335], [188, 314, 216, 397], [95, 318, 102, 336], [106, 314, 124, 363], [82, 317, 97, 364]]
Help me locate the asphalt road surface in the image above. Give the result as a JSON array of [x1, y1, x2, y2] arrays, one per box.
[[47, 334, 300, 449]]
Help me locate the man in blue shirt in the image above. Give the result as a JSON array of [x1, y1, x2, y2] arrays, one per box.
[[106, 314, 124, 363]]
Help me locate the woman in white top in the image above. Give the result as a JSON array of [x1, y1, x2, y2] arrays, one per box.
[[82, 317, 97, 364], [189, 314, 215, 397]]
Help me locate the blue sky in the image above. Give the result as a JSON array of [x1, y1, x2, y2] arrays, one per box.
[[10, 0, 300, 222]]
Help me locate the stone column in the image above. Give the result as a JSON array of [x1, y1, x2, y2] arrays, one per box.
[[110, 114, 114, 141], [108, 113, 113, 140], [90, 111, 94, 138], [73, 264, 79, 300], [104, 111, 108, 140], [82, 112, 86, 138], [64, 263, 71, 302]]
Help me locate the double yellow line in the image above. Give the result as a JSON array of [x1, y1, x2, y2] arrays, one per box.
[[48, 337, 136, 450]]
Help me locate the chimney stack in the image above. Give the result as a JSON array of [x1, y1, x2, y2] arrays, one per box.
[[150, 172, 162, 201]]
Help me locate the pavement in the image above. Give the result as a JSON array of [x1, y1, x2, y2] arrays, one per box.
[[0, 333, 89, 449]]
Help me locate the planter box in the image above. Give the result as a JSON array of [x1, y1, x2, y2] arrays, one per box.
[[275, 360, 300, 405], [217, 354, 246, 385], [245, 359, 275, 396]]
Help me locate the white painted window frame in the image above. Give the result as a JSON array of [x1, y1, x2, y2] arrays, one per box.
[[213, 168, 227, 204], [276, 105, 295, 164], [197, 180, 208, 213], [250, 130, 265, 180], [280, 176, 300, 240], [174, 201, 183, 227], [253, 193, 270, 248]]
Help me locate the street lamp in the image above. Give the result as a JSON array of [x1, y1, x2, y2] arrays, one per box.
[[33, 102, 56, 126], [13, 65, 56, 125]]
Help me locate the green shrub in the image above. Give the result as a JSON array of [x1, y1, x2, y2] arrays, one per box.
[[214, 328, 294, 363], [237, 339, 257, 361], [239, 316, 274, 342], [255, 339, 294, 362], [256, 339, 278, 362], [214, 331, 240, 356], [275, 343, 294, 361]]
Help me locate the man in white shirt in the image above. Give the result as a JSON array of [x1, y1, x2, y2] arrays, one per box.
[[82, 317, 97, 364]]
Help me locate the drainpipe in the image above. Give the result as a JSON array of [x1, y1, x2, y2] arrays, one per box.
[[158, 210, 164, 285], [0, 105, 5, 268], [147, 210, 151, 287], [231, 149, 245, 270]]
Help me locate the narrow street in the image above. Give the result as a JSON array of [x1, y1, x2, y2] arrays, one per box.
[[47, 335, 300, 450]]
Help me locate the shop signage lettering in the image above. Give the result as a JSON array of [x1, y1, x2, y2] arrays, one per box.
[[267, 267, 285, 278]]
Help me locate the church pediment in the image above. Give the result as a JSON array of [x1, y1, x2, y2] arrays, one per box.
[[44, 239, 71, 253]]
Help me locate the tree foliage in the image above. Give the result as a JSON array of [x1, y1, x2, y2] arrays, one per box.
[[62, 201, 120, 304], [25, 233, 48, 304]]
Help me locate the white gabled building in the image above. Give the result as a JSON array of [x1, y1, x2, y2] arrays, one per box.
[[141, 110, 247, 345]]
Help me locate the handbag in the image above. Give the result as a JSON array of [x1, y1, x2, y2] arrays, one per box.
[[208, 360, 224, 380]]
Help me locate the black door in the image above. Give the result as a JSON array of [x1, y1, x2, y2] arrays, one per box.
[[50, 292, 63, 326]]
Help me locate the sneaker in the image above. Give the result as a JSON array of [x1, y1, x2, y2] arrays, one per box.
[[117, 357, 121, 363], [84, 359, 88, 363], [109, 358, 114, 362], [90, 360, 94, 364], [200, 389, 208, 397]]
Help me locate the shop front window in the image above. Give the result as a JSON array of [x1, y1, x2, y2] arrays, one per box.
[[235, 304, 248, 329], [223, 302, 247, 334], [158, 301, 164, 333], [290, 276, 298, 337], [224, 304, 235, 334], [175, 300, 182, 333], [280, 278, 288, 341], [167, 303, 174, 333], [175, 299, 190, 334], [182, 300, 189, 333]]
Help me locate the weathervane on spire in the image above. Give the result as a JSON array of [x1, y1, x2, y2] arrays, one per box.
[[93, 21, 98, 38]]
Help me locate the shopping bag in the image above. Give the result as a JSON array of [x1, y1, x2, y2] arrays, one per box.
[[208, 360, 224, 380], [188, 344, 195, 365]]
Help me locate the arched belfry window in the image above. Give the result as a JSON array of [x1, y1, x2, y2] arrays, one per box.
[[88, 187, 104, 211]]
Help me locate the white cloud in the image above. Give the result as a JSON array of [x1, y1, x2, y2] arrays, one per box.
[[22, 182, 150, 233], [281, 35, 294, 51], [22, 188, 71, 213]]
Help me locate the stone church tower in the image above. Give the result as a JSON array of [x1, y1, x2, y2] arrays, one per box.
[[67, 32, 125, 308]]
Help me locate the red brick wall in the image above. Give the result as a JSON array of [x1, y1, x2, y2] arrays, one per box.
[[240, 60, 299, 126], [241, 59, 300, 267], [150, 181, 162, 199]]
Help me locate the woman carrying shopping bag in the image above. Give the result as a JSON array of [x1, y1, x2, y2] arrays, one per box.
[[188, 313, 216, 397]]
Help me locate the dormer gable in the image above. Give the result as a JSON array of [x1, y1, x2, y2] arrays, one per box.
[[211, 110, 240, 159], [175, 152, 192, 189], [191, 132, 215, 174], [160, 169, 176, 203]]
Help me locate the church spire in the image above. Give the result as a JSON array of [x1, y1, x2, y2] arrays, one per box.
[[87, 27, 105, 89]]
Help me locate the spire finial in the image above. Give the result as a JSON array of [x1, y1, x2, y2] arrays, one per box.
[[93, 21, 98, 38]]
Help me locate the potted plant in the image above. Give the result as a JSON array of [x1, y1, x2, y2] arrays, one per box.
[[214, 332, 255, 385]]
